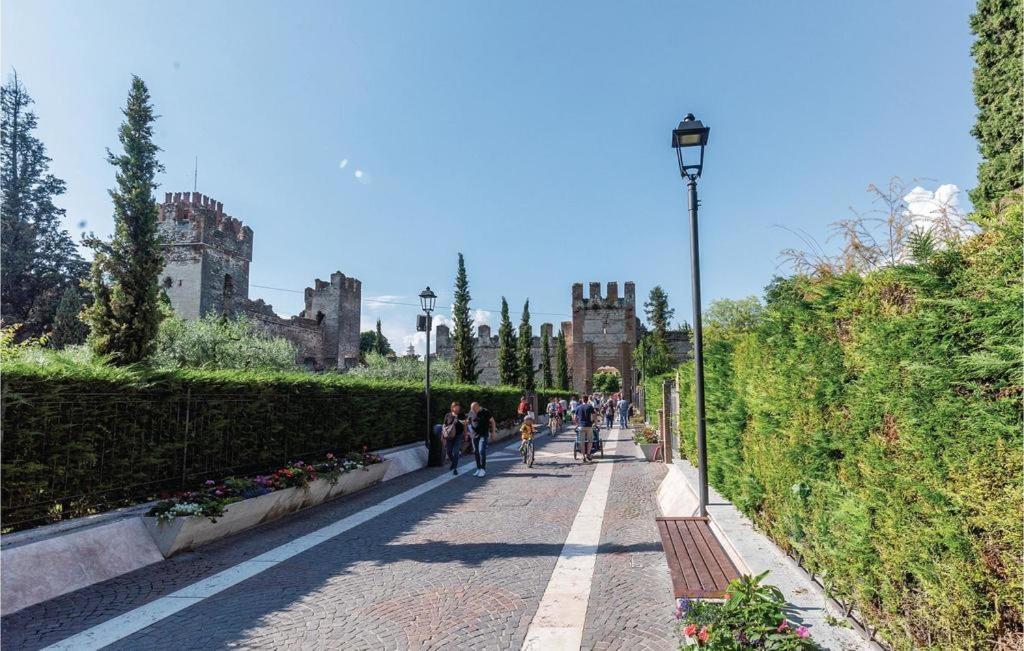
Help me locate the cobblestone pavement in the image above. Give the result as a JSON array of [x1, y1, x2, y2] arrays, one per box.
[[2, 426, 679, 650]]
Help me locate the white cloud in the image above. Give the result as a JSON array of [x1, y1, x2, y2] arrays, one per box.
[[354, 169, 372, 185], [364, 295, 407, 310], [903, 183, 977, 243], [339, 159, 349, 170]]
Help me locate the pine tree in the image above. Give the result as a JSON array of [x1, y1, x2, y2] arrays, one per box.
[[49, 285, 89, 348], [451, 253, 478, 382], [644, 285, 675, 338], [556, 330, 570, 390], [83, 76, 165, 364], [497, 296, 518, 386], [373, 318, 393, 355], [540, 328, 554, 389], [517, 299, 535, 391], [1, 72, 87, 338]]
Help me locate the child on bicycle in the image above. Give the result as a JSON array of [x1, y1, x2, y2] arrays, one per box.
[[519, 416, 536, 465]]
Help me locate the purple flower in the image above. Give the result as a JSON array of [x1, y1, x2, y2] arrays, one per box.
[[796, 626, 810, 639], [204, 480, 215, 486]]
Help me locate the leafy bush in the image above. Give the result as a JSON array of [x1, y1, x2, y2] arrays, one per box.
[[0, 361, 527, 531], [591, 370, 621, 393], [152, 314, 299, 371], [348, 351, 456, 383], [675, 203, 1023, 649], [676, 573, 817, 649]]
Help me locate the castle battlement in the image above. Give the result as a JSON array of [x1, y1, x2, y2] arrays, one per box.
[[572, 281, 635, 308], [159, 191, 253, 259]]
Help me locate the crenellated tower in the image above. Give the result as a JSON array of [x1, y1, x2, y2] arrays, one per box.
[[302, 272, 362, 369], [570, 281, 637, 397]]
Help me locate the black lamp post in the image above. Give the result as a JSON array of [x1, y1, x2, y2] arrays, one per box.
[[672, 113, 711, 517], [419, 286, 442, 467]]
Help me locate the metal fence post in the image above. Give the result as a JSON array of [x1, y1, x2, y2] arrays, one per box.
[[662, 379, 673, 462]]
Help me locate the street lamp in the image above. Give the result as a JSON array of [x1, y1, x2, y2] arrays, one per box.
[[419, 286, 442, 467], [672, 113, 710, 517]]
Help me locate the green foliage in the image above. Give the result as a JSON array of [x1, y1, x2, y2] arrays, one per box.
[[49, 286, 89, 349], [451, 253, 478, 383], [497, 297, 518, 386], [151, 314, 299, 371], [517, 299, 535, 390], [555, 329, 570, 390], [84, 76, 165, 365], [348, 350, 456, 383], [675, 204, 1023, 649], [643, 285, 674, 337], [540, 329, 554, 388], [0, 360, 527, 530], [358, 320, 394, 359], [0, 72, 87, 339], [968, 0, 1023, 208], [678, 572, 818, 649], [592, 370, 621, 394], [907, 227, 938, 264], [635, 333, 673, 379]]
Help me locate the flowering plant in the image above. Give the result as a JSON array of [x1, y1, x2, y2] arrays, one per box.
[[147, 449, 384, 522], [676, 573, 818, 649], [633, 425, 660, 445]]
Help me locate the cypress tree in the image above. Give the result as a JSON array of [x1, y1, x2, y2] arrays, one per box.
[[373, 318, 393, 355], [541, 328, 554, 389], [84, 76, 165, 364], [644, 285, 674, 339], [497, 296, 518, 386], [451, 252, 478, 382], [517, 299, 535, 391], [556, 330, 570, 390], [1, 72, 87, 339], [50, 285, 89, 348], [968, 0, 1023, 208]]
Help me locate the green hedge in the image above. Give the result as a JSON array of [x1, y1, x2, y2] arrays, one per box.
[[1, 364, 540, 531], [675, 204, 1023, 649]]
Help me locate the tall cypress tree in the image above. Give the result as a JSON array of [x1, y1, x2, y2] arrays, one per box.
[[517, 299, 535, 391], [1, 72, 87, 338], [451, 252, 478, 382], [968, 0, 1023, 208], [497, 296, 518, 385], [541, 328, 554, 389], [84, 76, 165, 364], [644, 285, 674, 339], [556, 330, 570, 390], [373, 318, 392, 355]]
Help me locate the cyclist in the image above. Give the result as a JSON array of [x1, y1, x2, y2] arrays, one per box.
[[519, 416, 536, 467], [546, 398, 560, 434]]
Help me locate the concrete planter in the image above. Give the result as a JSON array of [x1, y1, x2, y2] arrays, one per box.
[[638, 443, 661, 461], [143, 460, 390, 557]]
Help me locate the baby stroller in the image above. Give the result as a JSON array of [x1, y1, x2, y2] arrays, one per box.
[[573, 423, 603, 460]]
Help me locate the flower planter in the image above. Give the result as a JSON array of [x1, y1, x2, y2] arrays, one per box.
[[638, 443, 661, 461], [143, 460, 390, 558]]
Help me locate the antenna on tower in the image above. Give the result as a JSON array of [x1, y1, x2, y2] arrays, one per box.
[[193, 156, 198, 192]]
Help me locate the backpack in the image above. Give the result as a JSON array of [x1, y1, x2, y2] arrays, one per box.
[[442, 417, 458, 440]]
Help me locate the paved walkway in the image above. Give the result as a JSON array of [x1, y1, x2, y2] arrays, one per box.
[[1, 425, 679, 650]]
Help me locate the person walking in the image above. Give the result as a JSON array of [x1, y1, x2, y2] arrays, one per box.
[[469, 401, 496, 477], [517, 395, 530, 424], [442, 402, 466, 475], [603, 399, 615, 429], [574, 394, 596, 462], [617, 395, 630, 428]]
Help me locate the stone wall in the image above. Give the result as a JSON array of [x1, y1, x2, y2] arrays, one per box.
[[570, 281, 636, 398], [157, 192, 361, 371], [664, 330, 693, 365], [434, 322, 557, 386]]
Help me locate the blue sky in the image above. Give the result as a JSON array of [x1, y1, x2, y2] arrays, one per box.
[[2, 0, 979, 354]]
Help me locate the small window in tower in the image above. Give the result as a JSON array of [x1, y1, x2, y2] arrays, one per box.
[[162, 276, 173, 289], [178, 280, 182, 286], [222, 274, 235, 314], [316, 311, 325, 325]]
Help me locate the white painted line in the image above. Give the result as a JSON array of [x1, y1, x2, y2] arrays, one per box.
[[43, 438, 527, 651], [522, 435, 620, 650]]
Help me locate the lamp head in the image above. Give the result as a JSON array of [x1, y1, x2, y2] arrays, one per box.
[[419, 286, 437, 312]]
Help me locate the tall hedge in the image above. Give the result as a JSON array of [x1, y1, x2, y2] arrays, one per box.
[[675, 204, 1022, 649], [0, 365, 532, 531]]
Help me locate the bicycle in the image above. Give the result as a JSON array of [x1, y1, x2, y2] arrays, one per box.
[[520, 437, 536, 467]]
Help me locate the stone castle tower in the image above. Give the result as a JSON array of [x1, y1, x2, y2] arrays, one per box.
[[569, 282, 637, 397], [157, 191, 361, 370]]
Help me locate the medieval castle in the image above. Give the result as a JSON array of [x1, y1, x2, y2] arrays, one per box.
[[157, 192, 362, 370]]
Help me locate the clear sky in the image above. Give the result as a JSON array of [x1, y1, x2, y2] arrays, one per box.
[[2, 0, 980, 355]]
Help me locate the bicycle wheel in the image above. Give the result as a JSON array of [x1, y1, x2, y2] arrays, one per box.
[[528, 443, 535, 467], [573, 440, 579, 460]]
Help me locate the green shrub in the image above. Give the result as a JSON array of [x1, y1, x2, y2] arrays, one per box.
[[152, 314, 299, 371], [348, 351, 456, 383], [674, 204, 1023, 649], [0, 361, 527, 531]]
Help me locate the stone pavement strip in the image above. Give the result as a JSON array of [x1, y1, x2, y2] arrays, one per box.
[[2, 426, 679, 651]]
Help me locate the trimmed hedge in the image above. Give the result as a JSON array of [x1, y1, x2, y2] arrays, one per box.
[[1, 363, 568, 531], [675, 204, 1023, 649]]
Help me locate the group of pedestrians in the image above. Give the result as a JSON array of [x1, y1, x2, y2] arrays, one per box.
[[441, 401, 496, 477], [543, 392, 632, 463]]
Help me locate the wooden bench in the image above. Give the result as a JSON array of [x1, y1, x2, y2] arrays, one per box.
[[656, 516, 741, 599]]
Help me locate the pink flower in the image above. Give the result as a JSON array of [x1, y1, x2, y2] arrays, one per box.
[[777, 620, 790, 632], [683, 624, 697, 637], [796, 626, 810, 638], [697, 627, 709, 643], [204, 480, 215, 486]]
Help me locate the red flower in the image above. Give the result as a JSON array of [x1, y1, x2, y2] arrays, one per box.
[[683, 624, 697, 637], [697, 627, 709, 643]]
